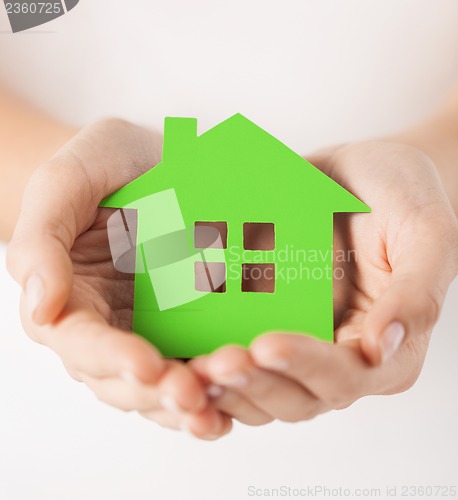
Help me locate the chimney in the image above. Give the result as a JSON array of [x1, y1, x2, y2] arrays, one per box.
[[162, 117, 198, 163]]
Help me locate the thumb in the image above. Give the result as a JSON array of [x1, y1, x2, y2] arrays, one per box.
[[361, 221, 458, 366], [7, 217, 73, 326], [6, 118, 161, 325]]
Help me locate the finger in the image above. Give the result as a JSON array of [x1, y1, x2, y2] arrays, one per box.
[[191, 358, 274, 426], [182, 407, 233, 441], [80, 374, 163, 413], [157, 362, 208, 413], [80, 359, 207, 414], [196, 346, 325, 423], [362, 211, 458, 365], [7, 118, 161, 325], [251, 334, 388, 406], [138, 410, 182, 431], [140, 406, 232, 441], [20, 295, 167, 385], [210, 389, 274, 426]]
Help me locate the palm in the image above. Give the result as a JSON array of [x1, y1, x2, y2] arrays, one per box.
[[314, 142, 444, 348], [332, 212, 389, 342], [69, 207, 134, 331]]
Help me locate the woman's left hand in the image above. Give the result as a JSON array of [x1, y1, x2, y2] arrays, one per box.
[[190, 141, 458, 426]]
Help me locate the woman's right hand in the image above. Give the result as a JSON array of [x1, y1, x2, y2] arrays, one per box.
[[7, 118, 232, 440]]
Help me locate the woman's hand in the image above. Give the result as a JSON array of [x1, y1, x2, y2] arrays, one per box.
[[6, 118, 231, 440], [190, 141, 458, 426]]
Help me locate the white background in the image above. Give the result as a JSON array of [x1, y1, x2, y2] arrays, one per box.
[[0, 1, 458, 499]]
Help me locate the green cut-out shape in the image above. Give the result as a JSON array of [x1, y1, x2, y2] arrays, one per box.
[[100, 114, 371, 358]]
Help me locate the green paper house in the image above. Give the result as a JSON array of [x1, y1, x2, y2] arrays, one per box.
[[101, 114, 370, 358]]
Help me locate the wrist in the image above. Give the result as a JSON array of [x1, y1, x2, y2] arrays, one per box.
[[389, 112, 458, 217], [0, 119, 77, 242]]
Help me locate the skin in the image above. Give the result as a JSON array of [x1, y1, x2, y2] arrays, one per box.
[[1, 84, 458, 439]]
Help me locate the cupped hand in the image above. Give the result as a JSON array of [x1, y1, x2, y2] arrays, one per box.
[[7, 119, 231, 440], [191, 141, 458, 426]]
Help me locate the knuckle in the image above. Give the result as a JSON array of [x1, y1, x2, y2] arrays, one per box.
[[93, 117, 133, 135], [31, 158, 71, 184], [252, 336, 297, 364], [420, 289, 442, 330], [5, 242, 21, 278], [36, 157, 58, 175], [390, 341, 425, 394], [219, 345, 249, 360], [62, 364, 83, 383], [19, 312, 47, 346], [210, 346, 250, 373], [40, 151, 83, 183], [23, 328, 44, 345]]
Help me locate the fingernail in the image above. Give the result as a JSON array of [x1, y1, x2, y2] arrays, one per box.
[[207, 384, 224, 399], [25, 274, 44, 319], [214, 373, 249, 388], [160, 395, 182, 414], [201, 434, 221, 441], [179, 423, 220, 441], [381, 322, 405, 363], [120, 370, 142, 385]]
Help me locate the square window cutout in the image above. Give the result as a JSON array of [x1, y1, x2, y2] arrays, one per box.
[[195, 262, 226, 293], [242, 263, 275, 293], [195, 221, 227, 249], [243, 223, 275, 250]]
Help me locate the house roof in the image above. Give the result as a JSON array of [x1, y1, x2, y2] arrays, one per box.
[[100, 114, 370, 214]]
